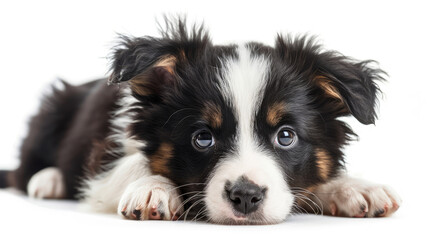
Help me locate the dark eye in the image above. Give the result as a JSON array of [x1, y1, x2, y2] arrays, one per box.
[[193, 131, 215, 150], [276, 128, 296, 147]]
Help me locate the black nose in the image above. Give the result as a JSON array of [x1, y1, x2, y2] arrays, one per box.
[[225, 179, 266, 215]]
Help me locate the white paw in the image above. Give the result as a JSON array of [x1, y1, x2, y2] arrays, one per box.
[[118, 175, 183, 220], [315, 177, 401, 218], [27, 167, 66, 199]]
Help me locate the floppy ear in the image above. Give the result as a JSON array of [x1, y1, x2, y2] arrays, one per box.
[[313, 55, 385, 125], [275, 35, 385, 125], [108, 36, 184, 104]]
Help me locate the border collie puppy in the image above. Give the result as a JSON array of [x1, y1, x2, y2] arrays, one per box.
[[0, 18, 401, 224]]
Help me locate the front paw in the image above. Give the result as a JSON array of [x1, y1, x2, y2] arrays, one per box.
[[117, 175, 183, 220], [316, 178, 401, 218]]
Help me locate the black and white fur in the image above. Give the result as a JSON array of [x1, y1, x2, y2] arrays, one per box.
[[0, 18, 401, 224]]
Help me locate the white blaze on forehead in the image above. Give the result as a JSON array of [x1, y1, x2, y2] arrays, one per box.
[[206, 45, 293, 224], [219, 44, 270, 149]]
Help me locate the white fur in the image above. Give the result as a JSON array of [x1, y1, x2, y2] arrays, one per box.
[[81, 152, 151, 212], [107, 86, 144, 156], [118, 175, 183, 220], [80, 86, 181, 219], [80, 87, 148, 212], [205, 45, 294, 224], [312, 175, 402, 217], [81, 144, 182, 218], [27, 167, 65, 199]]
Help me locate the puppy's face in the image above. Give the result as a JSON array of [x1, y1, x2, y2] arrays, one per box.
[[109, 23, 382, 224]]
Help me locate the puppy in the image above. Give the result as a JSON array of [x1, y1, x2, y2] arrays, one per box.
[[0, 18, 401, 224]]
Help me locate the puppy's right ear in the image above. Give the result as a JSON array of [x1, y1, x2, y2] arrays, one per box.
[[108, 36, 184, 102]]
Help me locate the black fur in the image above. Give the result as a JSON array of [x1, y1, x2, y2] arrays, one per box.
[[2, 79, 120, 198], [0, 170, 10, 188]]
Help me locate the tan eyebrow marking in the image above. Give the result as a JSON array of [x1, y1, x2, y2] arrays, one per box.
[[266, 102, 287, 126], [202, 102, 223, 128]]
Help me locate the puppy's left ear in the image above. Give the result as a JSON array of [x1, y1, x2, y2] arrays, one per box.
[[313, 55, 385, 125], [107, 35, 186, 105]]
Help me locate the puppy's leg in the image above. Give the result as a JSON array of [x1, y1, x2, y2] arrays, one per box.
[[310, 176, 401, 218], [82, 152, 182, 220], [118, 175, 182, 220], [27, 167, 66, 199]]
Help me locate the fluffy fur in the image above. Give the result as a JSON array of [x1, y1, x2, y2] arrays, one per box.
[[0, 17, 401, 224]]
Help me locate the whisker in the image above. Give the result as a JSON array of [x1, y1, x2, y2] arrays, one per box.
[[184, 199, 205, 221], [294, 193, 323, 215], [291, 187, 324, 215], [173, 192, 205, 219], [162, 108, 196, 127], [191, 205, 208, 222], [292, 187, 323, 204], [180, 198, 205, 221], [173, 190, 205, 201], [167, 182, 205, 193], [193, 208, 209, 222], [295, 193, 318, 214], [195, 214, 207, 222], [204, 215, 213, 224], [292, 202, 309, 214], [172, 115, 197, 133]]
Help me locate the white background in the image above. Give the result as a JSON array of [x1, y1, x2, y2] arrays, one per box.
[[0, 0, 428, 239]]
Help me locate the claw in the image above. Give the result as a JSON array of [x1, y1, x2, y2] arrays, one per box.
[[375, 204, 390, 217], [132, 209, 142, 220], [121, 206, 127, 217], [330, 202, 337, 216], [392, 201, 400, 211], [374, 208, 385, 217], [149, 209, 161, 220], [360, 204, 368, 212], [148, 204, 164, 220], [352, 203, 368, 218]]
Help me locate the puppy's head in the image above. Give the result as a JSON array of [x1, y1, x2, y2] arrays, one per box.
[[109, 19, 383, 224]]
